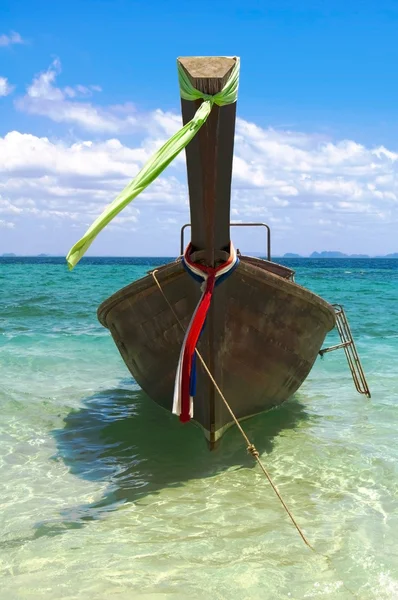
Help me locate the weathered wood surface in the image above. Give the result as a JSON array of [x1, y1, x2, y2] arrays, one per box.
[[178, 56, 237, 266], [177, 56, 238, 438], [98, 259, 335, 447]]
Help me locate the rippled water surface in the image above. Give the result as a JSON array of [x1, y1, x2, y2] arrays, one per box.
[[1, 257, 398, 599]]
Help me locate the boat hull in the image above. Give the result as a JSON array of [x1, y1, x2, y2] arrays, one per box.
[[98, 259, 335, 446]]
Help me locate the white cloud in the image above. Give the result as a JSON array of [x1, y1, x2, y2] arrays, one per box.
[[15, 59, 185, 137], [0, 130, 188, 237], [2, 110, 398, 254], [0, 31, 24, 47], [0, 219, 15, 229], [0, 76, 15, 96], [15, 60, 141, 133], [233, 120, 398, 215]]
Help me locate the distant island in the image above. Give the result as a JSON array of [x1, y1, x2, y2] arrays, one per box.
[[310, 251, 347, 258], [310, 251, 370, 258], [1, 253, 51, 257], [283, 251, 373, 258], [2, 251, 398, 259]]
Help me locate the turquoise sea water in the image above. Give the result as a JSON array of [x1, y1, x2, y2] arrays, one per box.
[[1, 257, 398, 599]]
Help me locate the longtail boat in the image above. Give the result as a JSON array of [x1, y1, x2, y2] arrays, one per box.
[[67, 56, 369, 449]]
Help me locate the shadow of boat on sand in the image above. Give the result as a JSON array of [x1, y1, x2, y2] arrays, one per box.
[[35, 381, 311, 538]]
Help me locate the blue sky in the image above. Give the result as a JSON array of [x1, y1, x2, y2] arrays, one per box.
[[1, 0, 398, 256]]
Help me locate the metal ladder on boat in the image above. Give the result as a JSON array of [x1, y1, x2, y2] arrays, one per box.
[[319, 304, 371, 398]]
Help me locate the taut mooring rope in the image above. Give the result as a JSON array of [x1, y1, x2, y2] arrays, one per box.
[[151, 268, 360, 598], [151, 269, 312, 549]]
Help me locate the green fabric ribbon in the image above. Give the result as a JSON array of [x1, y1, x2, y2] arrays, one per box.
[[66, 57, 240, 270]]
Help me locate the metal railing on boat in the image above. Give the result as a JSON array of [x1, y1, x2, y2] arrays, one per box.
[[180, 222, 271, 261]]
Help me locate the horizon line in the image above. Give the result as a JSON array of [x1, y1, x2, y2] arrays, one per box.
[[2, 254, 398, 259]]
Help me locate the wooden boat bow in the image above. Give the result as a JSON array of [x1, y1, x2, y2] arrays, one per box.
[[91, 56, 337, 446]]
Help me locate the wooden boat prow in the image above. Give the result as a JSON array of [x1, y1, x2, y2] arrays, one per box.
[[98, 253, 335, 447], [96, 56, 336, 448]]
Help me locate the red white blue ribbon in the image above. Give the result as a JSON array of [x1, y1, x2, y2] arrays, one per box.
[[172, 243, 239, 422]]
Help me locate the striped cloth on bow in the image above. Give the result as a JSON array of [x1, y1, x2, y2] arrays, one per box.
[[172, 243, 239, 422]]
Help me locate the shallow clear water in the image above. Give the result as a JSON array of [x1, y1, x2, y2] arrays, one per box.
[[1, 257, 398, 599]]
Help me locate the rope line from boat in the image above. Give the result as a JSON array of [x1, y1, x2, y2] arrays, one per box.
[[150, 269, 312, 549], [150, 270, 359, 598]]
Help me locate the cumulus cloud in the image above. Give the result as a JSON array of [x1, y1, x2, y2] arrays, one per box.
[[0, 31, 24, 47], [233, 120, 398, 221], [0, 76, 15, 96], [0, 130, 188, 240], [0, 219, 15, 229], [1, 111, 398, 255], [15, 59, 186, 138], [15, 59, 141, 133]]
